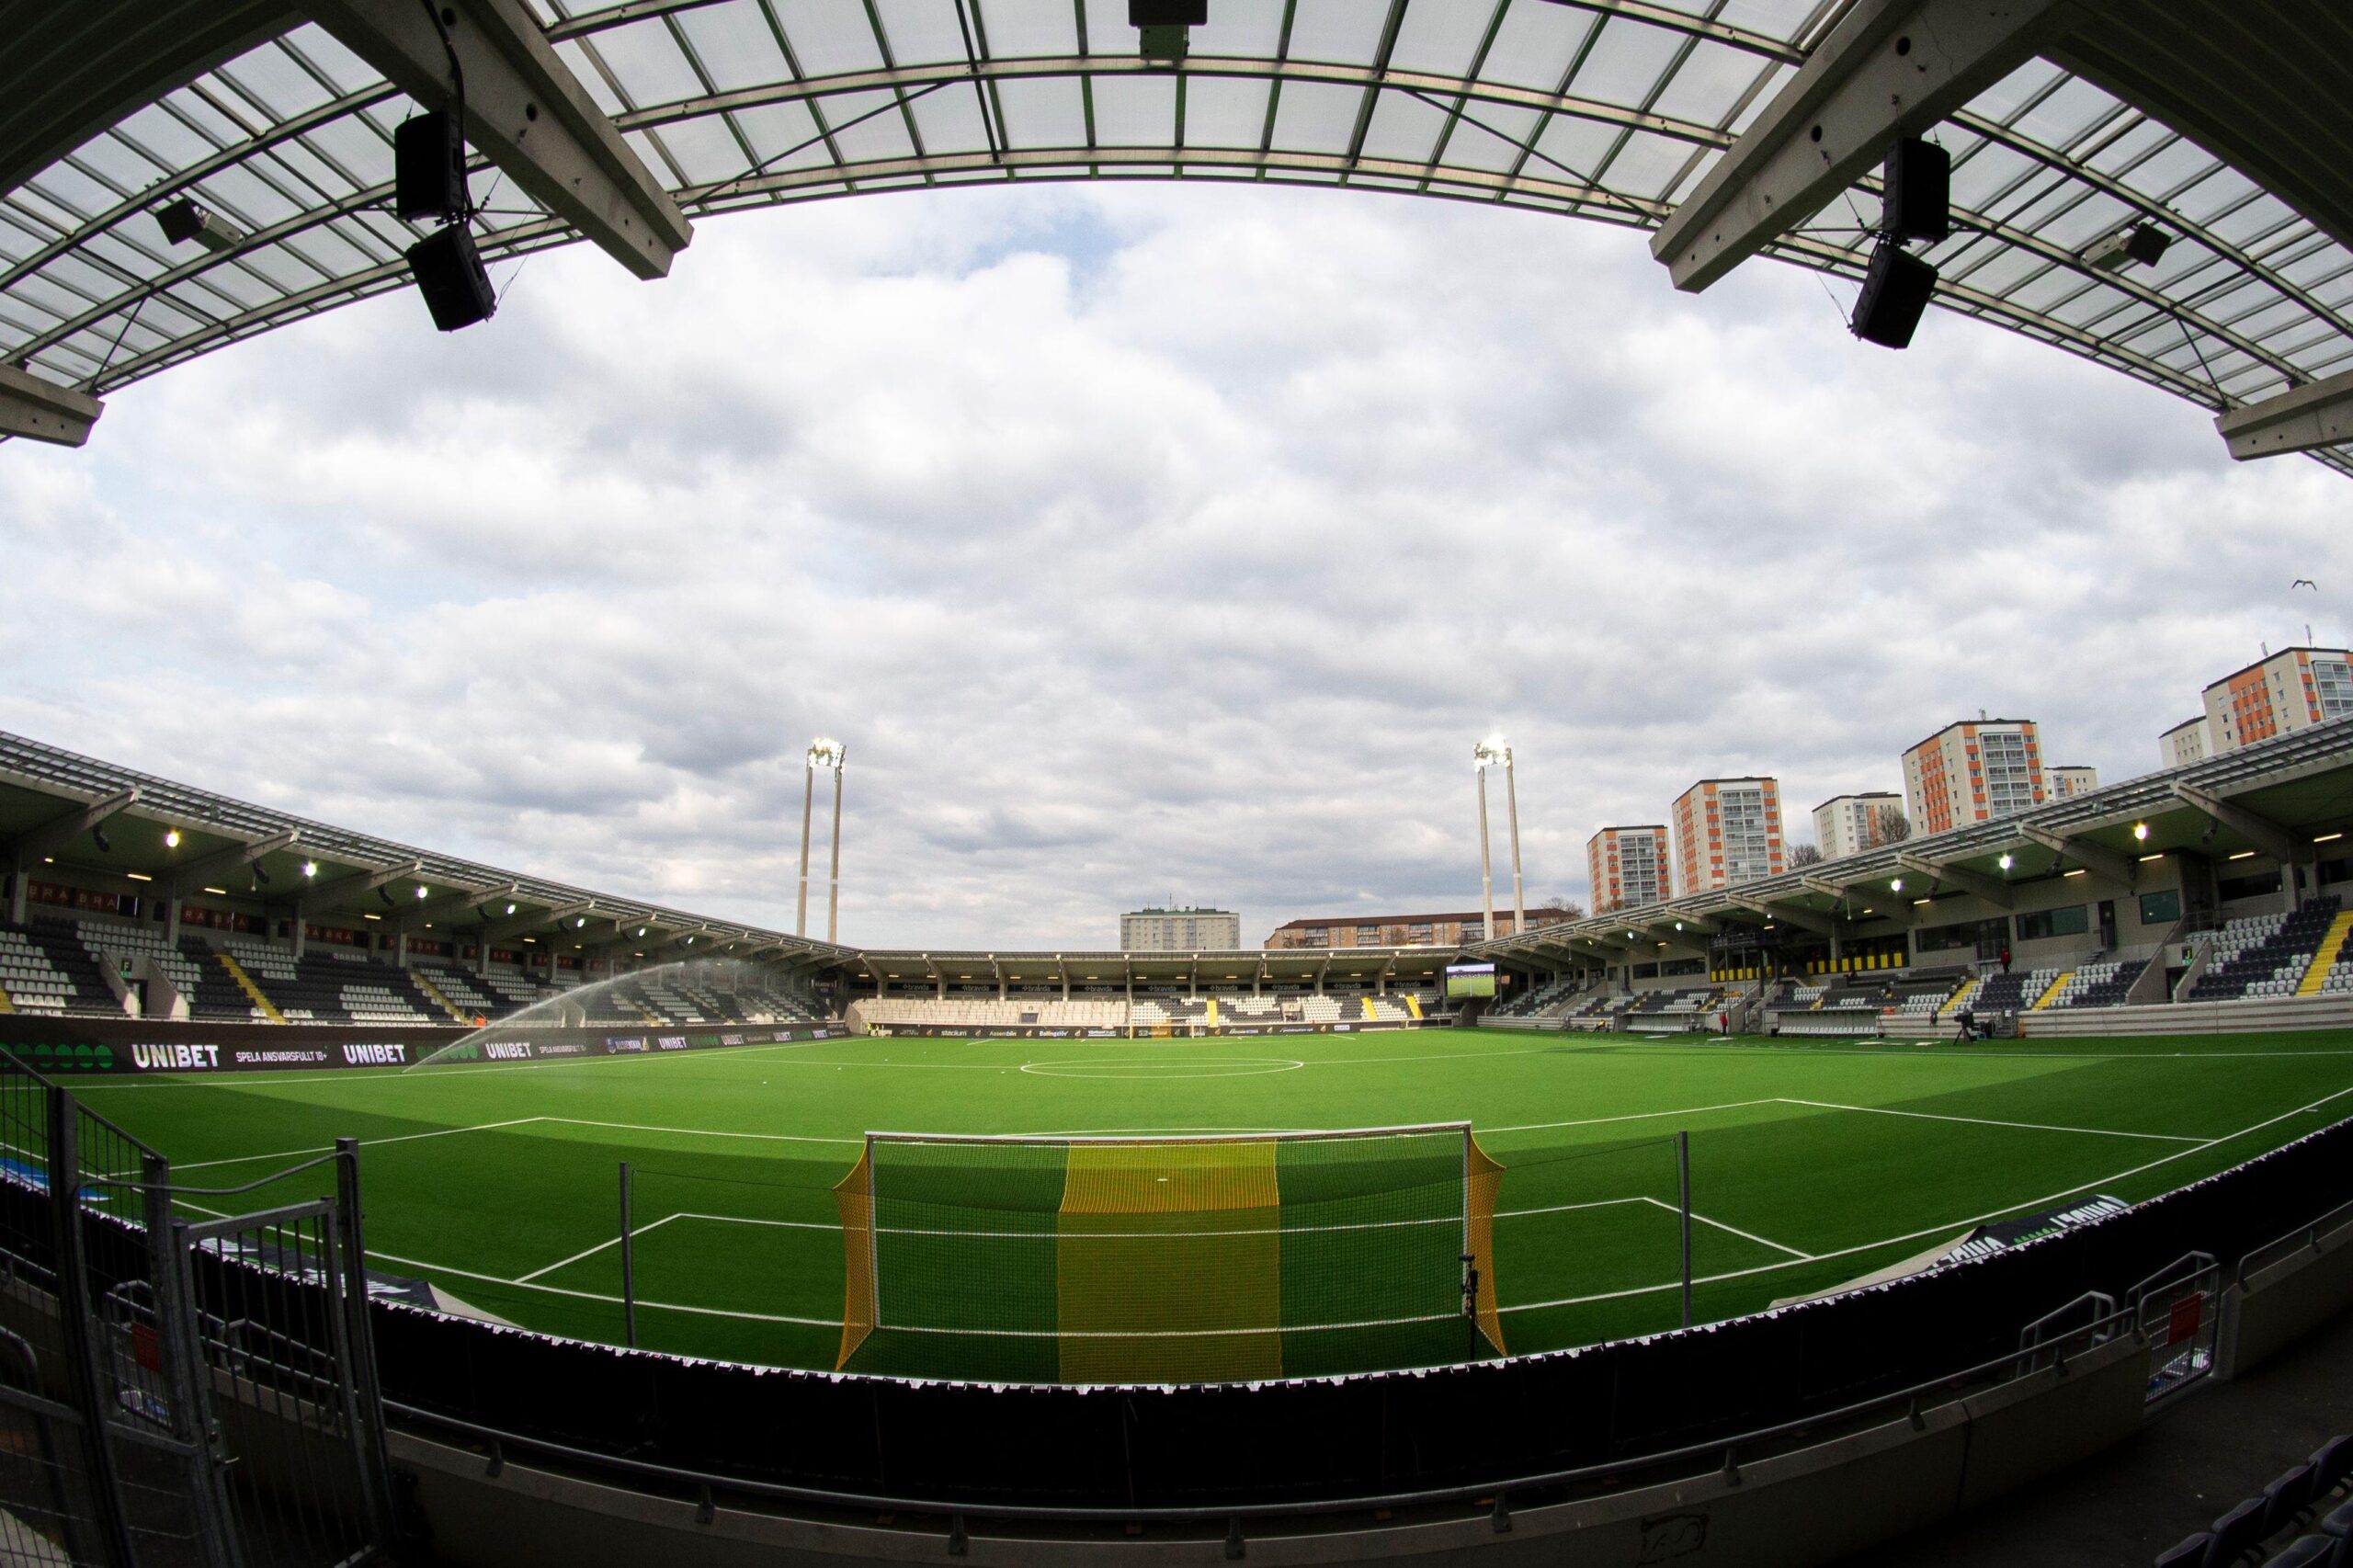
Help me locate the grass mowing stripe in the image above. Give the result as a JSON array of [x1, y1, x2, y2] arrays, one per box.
[[1773, 1097, 2205, 1142], [1503, 1078, 2353, 1314]]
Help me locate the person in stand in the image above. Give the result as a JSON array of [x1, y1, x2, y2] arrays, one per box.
[[1998, 944, 2011, 973]]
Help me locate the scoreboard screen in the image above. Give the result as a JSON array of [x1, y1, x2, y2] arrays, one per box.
[[1444, 963, 1497, 998]]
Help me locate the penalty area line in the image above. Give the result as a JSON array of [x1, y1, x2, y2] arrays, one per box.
[[514, 1212, 688, 1283]]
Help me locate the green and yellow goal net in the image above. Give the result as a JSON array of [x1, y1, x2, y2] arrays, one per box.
[[834, 1124, 1504, 1384]]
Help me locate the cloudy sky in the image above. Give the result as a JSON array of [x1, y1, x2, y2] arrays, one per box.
[[3, 180, 2346, 949]]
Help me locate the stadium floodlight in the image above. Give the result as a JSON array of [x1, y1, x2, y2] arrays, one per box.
[[302, 860, 317, 878], [2132, 822, 2149, 840], [1890, 878, 1904, 892], [155, 199, 244, 254], [1997, 853, 2014, 870], [2084, 222, 2171, 273], [164, 829, 180, 847], [415, 885, 428, 899], [505, 903, 517, 915]]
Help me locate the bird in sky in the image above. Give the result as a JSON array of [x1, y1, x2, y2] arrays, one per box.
[[2292, 579, 2318, 590]]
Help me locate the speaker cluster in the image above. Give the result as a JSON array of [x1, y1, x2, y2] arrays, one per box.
[[1850, 139, 1949, 351]]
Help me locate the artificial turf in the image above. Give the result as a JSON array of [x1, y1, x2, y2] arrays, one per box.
[[63, 1024, 2353, 1382]]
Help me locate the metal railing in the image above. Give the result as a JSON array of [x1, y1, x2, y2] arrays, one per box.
[[0, 1046, 396, 1567], [2235, 1196, 2353, 1288]]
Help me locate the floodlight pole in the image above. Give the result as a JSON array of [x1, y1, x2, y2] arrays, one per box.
[[1503, 747, 1526, 938], [1475, 751, 1496, 940], [825, 744, 847, 946], [1677, 1131, 1694, 1330], [796, 752, 816, 937]]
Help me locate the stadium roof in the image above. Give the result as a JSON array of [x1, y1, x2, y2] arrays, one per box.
[[2, 0, 2349, 471], [0, 728, 852, 964]]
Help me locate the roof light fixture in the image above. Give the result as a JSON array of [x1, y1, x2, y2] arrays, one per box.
[[156, 199, 244, 254], [165, 829, 180, 847], [2084, 222, 2171, 272], [2132, 822, 2149, 841]]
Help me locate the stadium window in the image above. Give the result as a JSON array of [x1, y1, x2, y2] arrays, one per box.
[[2136, 889, 2182, 926], [2015, 905, 2089, 941]]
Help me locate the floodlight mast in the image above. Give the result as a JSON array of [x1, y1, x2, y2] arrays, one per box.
[[1473, 743, 1501, 941], [1502, 745, 1526, 937], [824, 741, 847, 945], [797, 738, 847, 938]]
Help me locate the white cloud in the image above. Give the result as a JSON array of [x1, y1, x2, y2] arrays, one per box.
[[3, 181, 2347, 948]]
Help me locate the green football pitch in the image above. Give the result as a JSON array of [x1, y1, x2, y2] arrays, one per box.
[[63, 1025, 2353, 1382]]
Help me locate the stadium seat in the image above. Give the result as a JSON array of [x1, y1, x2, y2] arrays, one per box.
[[2154, 1533, 2214, 1568], [2266, 1537, 2337, 1568], [2322, 1496, 2353, 1540], [2315, 1436, 2353, 1500], [2209, 1496, 2269, 1565], [2268, 1463, 2320, 1535]]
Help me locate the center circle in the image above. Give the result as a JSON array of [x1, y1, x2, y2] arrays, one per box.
[[1017, 1057, 1304, 1080]]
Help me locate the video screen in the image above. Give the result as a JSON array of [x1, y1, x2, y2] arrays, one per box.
[[1445, 963, 1497, 998]]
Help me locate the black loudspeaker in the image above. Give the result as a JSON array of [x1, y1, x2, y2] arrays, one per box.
[[1130, 0, 1207, 22], [405, 224, 497, 332], [1850, 238, 1937, 349], [395, 110, 468, 224], [1881, 137, 1949, 244]]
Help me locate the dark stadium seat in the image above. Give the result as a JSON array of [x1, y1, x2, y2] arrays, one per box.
[[2209, 1496, 2269, 1566], [2154, 1533, 2214, 1568], [2322, 1496, 2353, 1540], [2315, 1435, 2353, 1500], [2266, 1536, 2337, 1568], [2268, 1464, 2322, 1535]]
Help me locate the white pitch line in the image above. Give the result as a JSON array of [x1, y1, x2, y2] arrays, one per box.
[[515, 1212, 686, 1283], [1636, 1196, 1813, 1259], [1499, 1081, 2353, 1314], [1774, 1097, 2204, 1143], [544, 1117, 861, 1146], [363, 1248, 839, 1326], [1482, 1099, 1783, 1137], [170, 1117, 548, 1173]]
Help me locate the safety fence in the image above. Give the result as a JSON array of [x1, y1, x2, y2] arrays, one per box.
[[0, 1048, 397, 1566]]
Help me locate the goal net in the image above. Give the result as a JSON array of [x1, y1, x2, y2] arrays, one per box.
[[834, 1124, 1505, 1384]]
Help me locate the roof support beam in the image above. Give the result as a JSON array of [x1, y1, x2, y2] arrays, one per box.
[[1730, 893, 1836, 937], [293, 0, 691, 279], [0, 362, 101, 447], [1896, 851, 2014, 908], [296, 857, 424, 914], [399, 880, 517, 932], [481, 897, 597, 946], [2216, 367, 2353, 460], [2018, 824, 2136, 886], [1652, 0, 2068, 292], [2173, 783, 2299, 863], [5, 787, 139, 867], [166, 827, 300, 892]]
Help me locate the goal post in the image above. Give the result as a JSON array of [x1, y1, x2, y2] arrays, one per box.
[[832, 1124, 1506, 1383]]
